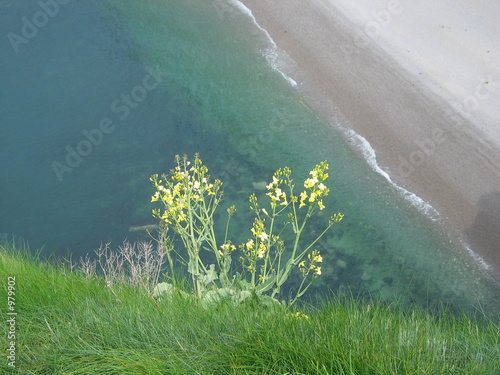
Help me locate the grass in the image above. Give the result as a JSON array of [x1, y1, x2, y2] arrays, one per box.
[[1, 241, 499, 374]]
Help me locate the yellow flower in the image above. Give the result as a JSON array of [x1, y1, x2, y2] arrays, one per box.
[[267, 191, 280, 202], [177, 211, 187, 222], [257, 243, 266, 258], [304, 176, 318, 189], [219, 242, 237, 257], [287, 312, 310, 320], [266, 176, 279, 190], [280, 193, 288, 206], [308, 250, 323, 263], [299, 191, 308, 208], [329, 213, 345, 225]]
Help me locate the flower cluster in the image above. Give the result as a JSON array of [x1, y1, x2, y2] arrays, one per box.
[[240, 215, 283, 278], [265, 167, 291, 208], [287, 311, 310, 320], [150, 155, 344, 306], [298, 250, 323, 277], [150, 182, 188, 225], [329, 212, 345, 225], [150, 154, 221, 227], [299, 161, 330, 210], [219, 241, 236, 257], [241, 218, 269, 271]]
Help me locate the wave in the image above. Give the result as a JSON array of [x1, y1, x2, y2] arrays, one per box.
[[343, 128, 496, 273], [228, 0, 297, 87], [343, 129, 441, 220], [462, 241, 493, 271]]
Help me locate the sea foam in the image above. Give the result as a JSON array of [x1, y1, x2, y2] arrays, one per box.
[[344, 129, 440, 220], [342, 128, 495, 273], [228, 0, 297, 87]]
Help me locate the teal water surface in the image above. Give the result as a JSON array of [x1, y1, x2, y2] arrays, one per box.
[[0, 0, 498, 315]]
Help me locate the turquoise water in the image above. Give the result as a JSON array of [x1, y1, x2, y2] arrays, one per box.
[[1, 0, 498, 315]]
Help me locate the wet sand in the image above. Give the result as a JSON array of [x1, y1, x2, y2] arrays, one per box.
[[239, 0, 500, 283]]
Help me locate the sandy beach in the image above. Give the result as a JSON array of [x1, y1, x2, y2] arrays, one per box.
[[239, 0, 500, 283]]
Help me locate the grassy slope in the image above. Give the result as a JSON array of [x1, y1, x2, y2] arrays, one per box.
[[1, 242, 499, 374]]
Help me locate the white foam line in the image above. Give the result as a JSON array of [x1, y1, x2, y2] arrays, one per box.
[[229, 0, 298, 87], [341, 126, 499, 274], [344, 129, 441, 221], [345, 130, 494, 272], [462, 241, 493, 272]]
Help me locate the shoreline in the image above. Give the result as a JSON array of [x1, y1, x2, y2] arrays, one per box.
[[239, 0, 500, 283]]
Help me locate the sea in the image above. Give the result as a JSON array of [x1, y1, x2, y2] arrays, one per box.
[[1, 0, 498, 315]]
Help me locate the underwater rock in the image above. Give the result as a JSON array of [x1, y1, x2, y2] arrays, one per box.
[[361, 272, 371, 281], [336, 259, 347, 269], [128, 224, 158, 232], [252, 181, 268, 191]]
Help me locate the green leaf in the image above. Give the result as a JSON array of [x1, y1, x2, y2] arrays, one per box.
[[256, 275, 277, 294], [187, 258, 196, 275], [276, 259, 295, 286], [257, 295, 282, 308], [152, 282, 175, 298], [201, 264, 218, 286], [201, 290, 222, 308], [216, 287, 234, 299], [152, 282, 190, 299], [236, 290, 252, 303]]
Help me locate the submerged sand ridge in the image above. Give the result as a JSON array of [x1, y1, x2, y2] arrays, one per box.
[[239, 0, 500, 282]]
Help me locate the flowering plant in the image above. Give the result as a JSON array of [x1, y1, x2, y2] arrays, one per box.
[[150, 154, 343, 306]]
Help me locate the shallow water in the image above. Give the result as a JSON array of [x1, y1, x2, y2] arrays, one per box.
[[1, 0, 498, 315]]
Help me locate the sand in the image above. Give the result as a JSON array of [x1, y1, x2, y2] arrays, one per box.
[[239, 0, 500, 283]]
